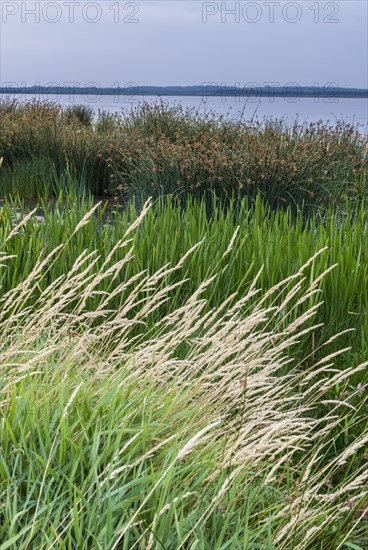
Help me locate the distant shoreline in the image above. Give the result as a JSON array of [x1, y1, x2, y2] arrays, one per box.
[[1, 86, 368, 99]]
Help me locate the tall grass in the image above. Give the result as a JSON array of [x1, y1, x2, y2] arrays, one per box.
[[1, 193, 367, 366], [0, 99, 366, 212], [0, 203, 367, 548]]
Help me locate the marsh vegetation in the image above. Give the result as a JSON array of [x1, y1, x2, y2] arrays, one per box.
[[0, 99, 367, 548]]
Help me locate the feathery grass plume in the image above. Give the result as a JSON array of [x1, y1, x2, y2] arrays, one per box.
[[2, 206, 38, 245], [71, 201, 102, 235]]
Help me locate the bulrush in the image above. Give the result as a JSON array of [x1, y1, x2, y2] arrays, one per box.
[[0, 99, 366, 209]]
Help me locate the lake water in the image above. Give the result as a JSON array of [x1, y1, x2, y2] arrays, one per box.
[[2, 93, 367, 129]]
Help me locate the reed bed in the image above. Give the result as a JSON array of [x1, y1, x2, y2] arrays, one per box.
[[0, 99, 366, 212], [0, 203, 367, 548]]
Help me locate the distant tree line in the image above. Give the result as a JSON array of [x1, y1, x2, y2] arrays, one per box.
[[1, 85, 367, 98]]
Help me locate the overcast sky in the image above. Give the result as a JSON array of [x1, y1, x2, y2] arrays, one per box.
[[0, 1, 367, 89]]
